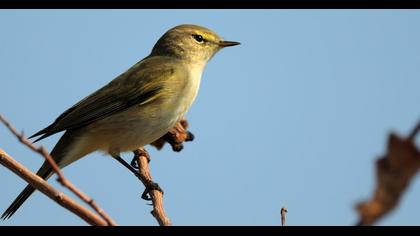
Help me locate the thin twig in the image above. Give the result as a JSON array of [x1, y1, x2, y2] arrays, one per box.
[[280, 207, 288, 226], [134, 148, 172, 226], [408, 120, 420, 141], [0, 114, 116, 226], [0, 149, 107, 226]]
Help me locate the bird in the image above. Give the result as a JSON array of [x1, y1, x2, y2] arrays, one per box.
[[1, 24, 240, 219]]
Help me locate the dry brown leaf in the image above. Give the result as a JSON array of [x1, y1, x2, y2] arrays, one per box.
[[356, 121, 420, 225]]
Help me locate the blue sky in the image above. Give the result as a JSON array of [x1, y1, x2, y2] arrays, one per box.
[[1, 10, 420, 226]]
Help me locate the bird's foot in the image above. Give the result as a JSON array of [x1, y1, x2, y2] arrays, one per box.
[[131, 148, 151, 169], [141, 181, 164, 201]]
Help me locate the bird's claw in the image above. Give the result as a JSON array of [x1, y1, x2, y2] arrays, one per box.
[[141, 181, 164, 201], [130, 157, 139, 169], [131, 149, 151, 168]]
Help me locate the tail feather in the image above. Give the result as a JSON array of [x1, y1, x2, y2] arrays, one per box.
[[1, 130, 81, 220], [1, 166, 52, 220], [2, 126, 62, 219], [1, 185, 36, 220]]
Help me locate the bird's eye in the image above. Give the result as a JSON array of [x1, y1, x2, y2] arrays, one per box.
[[192, 34, 204, 43]]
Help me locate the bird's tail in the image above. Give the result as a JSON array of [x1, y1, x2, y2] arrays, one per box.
[[1, 164, 53, 220], [1, 130, 83, 220], [1, 186, 34, 220]]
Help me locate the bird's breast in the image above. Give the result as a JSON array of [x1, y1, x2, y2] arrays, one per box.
[[179, 63, 203, 113], [83, 62, 205, 154]]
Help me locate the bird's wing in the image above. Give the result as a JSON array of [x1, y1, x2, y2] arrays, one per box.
[[30, 56, 180, 142]]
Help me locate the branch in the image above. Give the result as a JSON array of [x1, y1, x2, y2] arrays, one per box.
[[355, 120, 420, 225], [134, 148, 172, 226], [0, 149, 108, 226], [151, 118, 194, 152], [132, 117, 194, 225], [0, 114, 116, 226], [280, 207, 288, 226]]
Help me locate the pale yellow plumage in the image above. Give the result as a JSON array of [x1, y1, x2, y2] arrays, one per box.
[[2, 24, 239, 219]]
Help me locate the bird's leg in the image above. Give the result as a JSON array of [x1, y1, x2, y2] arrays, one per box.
[[132, 148, 164, 200], [112, 154, 163, 201], [112, 154, 142, 179]]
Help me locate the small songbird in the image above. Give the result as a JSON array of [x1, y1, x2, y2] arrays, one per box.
[[2, 24, 239, 219]]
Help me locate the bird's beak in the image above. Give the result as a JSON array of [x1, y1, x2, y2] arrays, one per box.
[[218, 40, 240, 48]]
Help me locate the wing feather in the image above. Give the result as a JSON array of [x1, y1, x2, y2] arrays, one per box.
[[30, 56, 178, 142]]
